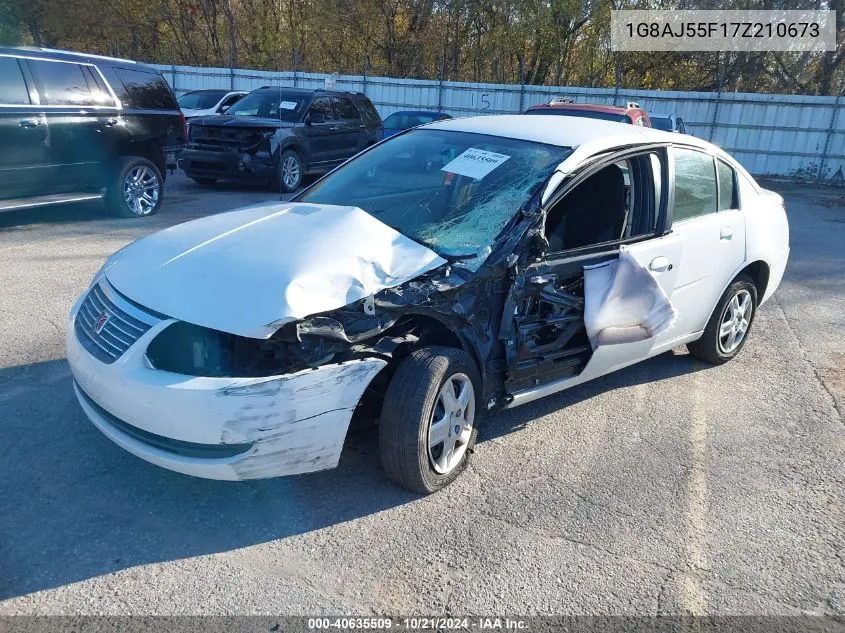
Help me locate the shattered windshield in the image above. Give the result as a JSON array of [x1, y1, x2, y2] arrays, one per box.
[[298, 129, 569, 268]]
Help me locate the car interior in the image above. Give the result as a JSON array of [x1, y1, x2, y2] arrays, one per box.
[[544, 154, 661, 253]]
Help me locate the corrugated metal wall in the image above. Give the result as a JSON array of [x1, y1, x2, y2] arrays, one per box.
[[153, 64, 844, 179]]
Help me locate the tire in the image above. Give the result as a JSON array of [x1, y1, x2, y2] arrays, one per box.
[[687, 274, 758, 365], [105, 156, 163, 218], [379, 346, 481, 494], [191, 177, 217, 186], [271, 149, 303, 193]]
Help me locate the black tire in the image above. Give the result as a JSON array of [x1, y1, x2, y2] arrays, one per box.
[[688, 274, 758, 365], [191, 177, 217, 186], [271, 149, 303, 193], [379, 346, 481, 494], [105, 156, 163, 218]]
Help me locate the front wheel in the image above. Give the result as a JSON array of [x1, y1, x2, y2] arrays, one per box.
[[688, 275, 758, 364], [105, 157, 163, 218], [379, 346, 481, 494], [272, 149, 303, 193]]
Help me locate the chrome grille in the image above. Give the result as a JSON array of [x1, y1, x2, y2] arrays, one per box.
[[74, 279, 160, 363]]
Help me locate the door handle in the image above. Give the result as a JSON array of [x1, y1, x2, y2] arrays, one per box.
[[720, 226, 733, 240], [649, 256, 672, 273], [19, 118, 43, 128], [100, 117, 119, 127], [329, 126, 340, 132]]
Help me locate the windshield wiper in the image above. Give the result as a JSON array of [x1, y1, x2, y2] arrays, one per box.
[[439, 252, 479, 263]]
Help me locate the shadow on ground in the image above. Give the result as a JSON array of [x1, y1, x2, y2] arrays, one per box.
[[0, 347, 708, 600]]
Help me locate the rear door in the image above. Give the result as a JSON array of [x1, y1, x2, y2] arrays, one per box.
[[25, 58, 119, 194], [664, 147, 746, 338], [331, 96, 366, 158], [0, 55, 51, 200]]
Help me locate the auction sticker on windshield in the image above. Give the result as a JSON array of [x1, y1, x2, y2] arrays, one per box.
[[280, 101, 299, 110], [442, 148, 510, 180]]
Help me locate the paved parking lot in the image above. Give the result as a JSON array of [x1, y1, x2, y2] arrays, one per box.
[[0, 172, 843, 615]]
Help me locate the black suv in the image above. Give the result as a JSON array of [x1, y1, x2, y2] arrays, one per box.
[[179, 87, 383, 192], [0, 47, 186, 218]]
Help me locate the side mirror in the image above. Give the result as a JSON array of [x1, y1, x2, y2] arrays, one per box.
[[307, 111, 325, 125]]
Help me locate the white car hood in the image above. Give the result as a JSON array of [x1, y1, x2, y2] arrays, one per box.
[[104, 202, 446, 338]]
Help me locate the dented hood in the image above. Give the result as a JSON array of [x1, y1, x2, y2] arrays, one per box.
[[104, 202, 446, 338]]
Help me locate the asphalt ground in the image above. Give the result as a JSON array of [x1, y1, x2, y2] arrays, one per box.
[[0, 172, 843, 616]]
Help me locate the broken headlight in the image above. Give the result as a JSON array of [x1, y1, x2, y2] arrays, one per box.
[[145, 321, 336, 377]]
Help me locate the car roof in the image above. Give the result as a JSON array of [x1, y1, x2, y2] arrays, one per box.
[[253, 87, 367, 98], [426, 115, 673, 147], [526, 102, 642, 114], [0, 46, 157, 72]]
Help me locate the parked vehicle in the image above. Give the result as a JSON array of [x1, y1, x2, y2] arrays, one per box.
[[177, 89, 247, 119], [651, 113, 687, 134], [68, 116, 789, 493], [524, 97, 651, 126], [0, 47, 186, 217], [179, 87, 383, 192], [382, 110, 451, 138]]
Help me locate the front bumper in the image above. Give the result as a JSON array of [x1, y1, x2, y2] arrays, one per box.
[[179, 148, 275, 182], [66, 292, 386, 480]]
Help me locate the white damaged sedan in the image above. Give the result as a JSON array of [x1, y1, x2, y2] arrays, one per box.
[[67, 116, 789, 493]]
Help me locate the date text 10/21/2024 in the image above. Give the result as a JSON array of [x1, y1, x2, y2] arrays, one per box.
[[307, 617, 528, 630]]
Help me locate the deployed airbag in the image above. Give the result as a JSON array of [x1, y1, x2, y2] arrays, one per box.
[[583, 247, 676, 349]]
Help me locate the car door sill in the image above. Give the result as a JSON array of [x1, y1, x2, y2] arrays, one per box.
[[0, 192, 104, 213]]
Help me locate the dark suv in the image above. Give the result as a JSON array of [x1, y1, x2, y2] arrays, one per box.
[[0, 47, 185, 218], [179, 87, 383, 192]]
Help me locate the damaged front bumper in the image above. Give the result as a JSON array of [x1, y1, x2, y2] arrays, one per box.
[[179, 147, 276, 182], [67, 306, 386, 481]]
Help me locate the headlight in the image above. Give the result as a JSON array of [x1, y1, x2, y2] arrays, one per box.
[[145, 321, 337, 377]]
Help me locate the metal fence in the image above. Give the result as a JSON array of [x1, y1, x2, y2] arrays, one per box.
[[153, 63, 844, 180]]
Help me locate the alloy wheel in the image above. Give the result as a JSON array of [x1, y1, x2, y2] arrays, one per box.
[[427, 372, 475, 475], [718, 289, 753, 354], [122, 166, 160, 216]]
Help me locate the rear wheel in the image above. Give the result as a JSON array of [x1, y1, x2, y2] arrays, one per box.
[[379, 346, 480, 494], [105, 157, 163, 218], [688, 275, 757, 364]]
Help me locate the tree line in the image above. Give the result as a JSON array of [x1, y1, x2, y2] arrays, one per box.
[[1, 0, 843, 95]]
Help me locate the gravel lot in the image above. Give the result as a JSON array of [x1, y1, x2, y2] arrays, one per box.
[[0, 172, 843, 616]]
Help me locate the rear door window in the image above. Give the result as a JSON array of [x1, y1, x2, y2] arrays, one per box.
[[113, 68, 177, 110], [716, 159, 737, 210], [0, 57, 31, 104], [29, 60, 93, 105], [672, 148, 717, 221]]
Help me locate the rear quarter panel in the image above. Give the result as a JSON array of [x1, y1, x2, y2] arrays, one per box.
[[740, 176, 790, 304]]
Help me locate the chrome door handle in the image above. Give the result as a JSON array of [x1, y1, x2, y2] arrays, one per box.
[[100, 117, 119, 127], [19, 118, 43, 128], [649, 256, 672, 272], [329, 126, 340, 132], [720, 226, 733, 240]]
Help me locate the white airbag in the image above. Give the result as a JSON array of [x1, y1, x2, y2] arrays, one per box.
[[583, 247, 676, 349]]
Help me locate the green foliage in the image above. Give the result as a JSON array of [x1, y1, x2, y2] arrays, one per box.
[[4, 0, 844, 95]]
